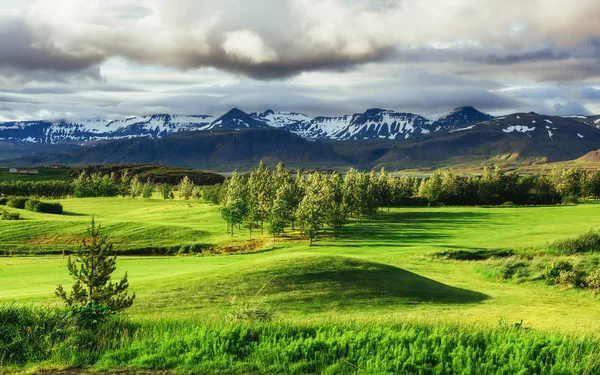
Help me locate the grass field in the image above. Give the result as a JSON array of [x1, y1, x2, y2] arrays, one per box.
[[0, 198, 238, 254], [2, 199, 600, 335]]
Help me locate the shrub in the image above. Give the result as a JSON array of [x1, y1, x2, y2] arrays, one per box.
[[6, 197, 28, 209], [434, 249, 514, 261], [24, 199, 41, 211], [23, 200, 63, 214], [586, 269, 600, 292], [551, 230, 600, 255], [0, 197, 7, 205], [34, 202, 63, 214], [1, 210, 20, 220], [544, 261, 574, 285], [557, 270, 586, 288], [561, 194, 579, 204], [178, 243, 205, 255]]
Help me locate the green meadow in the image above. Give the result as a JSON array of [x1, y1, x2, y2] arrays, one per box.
[[2, 199, 600, 331], [3, 198, 600, 373]]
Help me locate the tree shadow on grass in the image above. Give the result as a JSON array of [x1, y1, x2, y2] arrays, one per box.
[[62, 211, 88, 217], [248, 255, 488, 312], [331, 210, 493, 246]]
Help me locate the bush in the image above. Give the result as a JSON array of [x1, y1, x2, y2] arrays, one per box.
[[178, 243, 206, 255], [1, 210, 21, 220], [586, 269, 600, 292], [0, 197, 7, 205], [551, 231, 600, 255], [561, 194, 579, 204], [34, 202, 63, 214], [557, 270, 586, 288], [23, 200, 63, 214], [6, 197, 28, 209], [434, 249, 514, 261], [544, 261, 574, 285], [24, 199, 41, 211]]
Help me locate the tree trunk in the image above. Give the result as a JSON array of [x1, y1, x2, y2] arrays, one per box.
[[273, 234, 276, 244], [309, 236, 313, 246]]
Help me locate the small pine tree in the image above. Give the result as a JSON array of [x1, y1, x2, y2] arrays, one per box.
[[55, 217, 135, 312]]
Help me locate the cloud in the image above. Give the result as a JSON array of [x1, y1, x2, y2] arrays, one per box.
[[0, 0, 599, 120], [0, 0, 596, 82]]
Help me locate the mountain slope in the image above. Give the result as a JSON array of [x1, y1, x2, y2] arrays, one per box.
[[432, 106, 493, 130], [208, 108, 271, 130], [0, 114, 214, 144], [328, 112, 600, 169], [9, 129, 348, 169], [0, 106, 491, 145]]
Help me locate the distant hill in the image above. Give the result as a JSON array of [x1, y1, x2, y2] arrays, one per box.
[[328, 112, 600, 169], [7, 129, 349, 170]]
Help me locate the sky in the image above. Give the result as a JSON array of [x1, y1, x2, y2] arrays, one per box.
[[0, 0, 599, 121]]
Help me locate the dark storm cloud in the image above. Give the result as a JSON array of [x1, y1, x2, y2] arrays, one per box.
[[0, 15, 104, 80]]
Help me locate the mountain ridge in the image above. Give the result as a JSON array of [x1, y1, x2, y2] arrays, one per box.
[[0, 106, 495, 144]]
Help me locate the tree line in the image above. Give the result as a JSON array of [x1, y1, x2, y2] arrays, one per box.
[[1, 164, 599, 211], [218, 163, 600, 245], [0, 171, 222, 202]]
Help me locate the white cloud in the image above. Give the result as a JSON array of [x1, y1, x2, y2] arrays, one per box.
[[222, 30, 278, 64]]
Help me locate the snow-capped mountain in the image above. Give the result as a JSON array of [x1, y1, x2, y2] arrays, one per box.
[[0, 106, 504, 144], [0, 114, 214, 144], [431, 106, 493, 130], [207, 108, 271, 130]]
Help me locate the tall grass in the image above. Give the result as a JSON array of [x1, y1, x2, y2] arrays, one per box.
[[3, 304, 600, 374]]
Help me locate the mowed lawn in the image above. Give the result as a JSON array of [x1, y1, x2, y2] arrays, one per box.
[[0, 197, 233, 253], [2, 200, 600, 333]]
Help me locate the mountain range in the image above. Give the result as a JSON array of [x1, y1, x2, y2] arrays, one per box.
[[0, 106, 495, 144], [2, 106, 600, 170]]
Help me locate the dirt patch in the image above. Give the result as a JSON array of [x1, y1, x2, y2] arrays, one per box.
[[215, 238, 267, 254], [26, 236, 82, 245]]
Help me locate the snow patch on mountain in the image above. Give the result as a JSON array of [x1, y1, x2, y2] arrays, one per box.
[[503, 125, 536, 133]]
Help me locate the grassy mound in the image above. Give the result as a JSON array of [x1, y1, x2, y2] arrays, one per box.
[[138, 254, 487, 316]]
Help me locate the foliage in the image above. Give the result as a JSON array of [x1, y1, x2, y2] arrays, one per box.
[[221, 171, 247, 236], [198, 184, 223, 205], [3, 312, 600, 374], [177, 176, 195, 200], [24, 200, 64, 214], [159, 183, 174, 200], [551, 230, 600, 255], [6, 197, 28, 209], [70, 164, 225, 186], [0, 180, 73, 199], [434, 249, 514, 261], [73, 172, 120, 198], [56, 217, 135, 312], [0, 210, 20, 220], [585, 269, 600, 292]]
